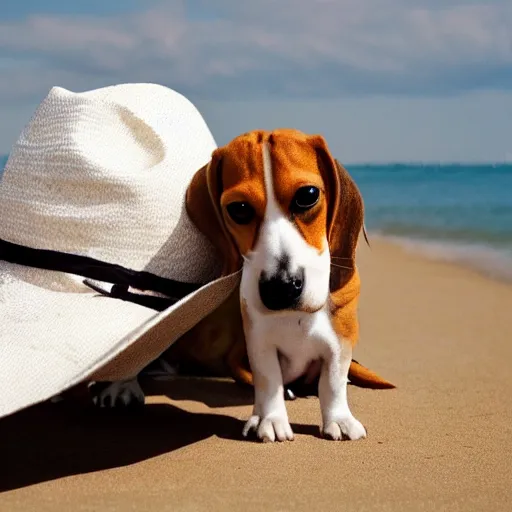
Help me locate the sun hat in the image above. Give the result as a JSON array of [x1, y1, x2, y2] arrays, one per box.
[[0, 83, 242, 419]]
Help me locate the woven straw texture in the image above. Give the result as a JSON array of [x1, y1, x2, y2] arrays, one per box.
[[0, 83, 241, 418]]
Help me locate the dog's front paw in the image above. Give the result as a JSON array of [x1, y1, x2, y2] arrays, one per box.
[[242, 413, 294, 443], [322, 414, 367, 441], [90, 378, 145, 409]]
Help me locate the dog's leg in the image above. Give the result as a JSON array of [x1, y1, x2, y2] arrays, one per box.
[[242, 346, 294, 442], [227, 343, 297, 400], [90, 377, 145, 408], [318, 341, 366, 441]]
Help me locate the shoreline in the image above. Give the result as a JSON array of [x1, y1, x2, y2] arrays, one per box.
[[365, 231, 512, 285]]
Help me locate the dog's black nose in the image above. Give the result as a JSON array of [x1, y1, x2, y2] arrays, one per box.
[[259, 266, 304, 311]]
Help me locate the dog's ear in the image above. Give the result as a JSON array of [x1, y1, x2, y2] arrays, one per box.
[[186, 150, 243, 276], [308, 135, 364, 289]]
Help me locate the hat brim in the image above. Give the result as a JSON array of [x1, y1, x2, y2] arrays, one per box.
[[0, 260, 241, 419]]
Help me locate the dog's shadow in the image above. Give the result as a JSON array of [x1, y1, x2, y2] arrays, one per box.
[[0, 378, 319, 493]]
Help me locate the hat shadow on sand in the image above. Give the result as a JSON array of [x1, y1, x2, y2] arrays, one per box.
[[0, 378, 319, 493], [141, 375, 255, 408]]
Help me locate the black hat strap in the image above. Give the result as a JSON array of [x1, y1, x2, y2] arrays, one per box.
[[0, 238, 203, 312]]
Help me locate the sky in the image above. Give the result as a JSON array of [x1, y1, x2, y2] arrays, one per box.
[[0, 0, 511, 162]]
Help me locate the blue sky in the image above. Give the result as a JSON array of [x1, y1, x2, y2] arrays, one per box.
[[1, 0, 511, 162]]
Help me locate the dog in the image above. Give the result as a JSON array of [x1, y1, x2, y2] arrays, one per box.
[[184, 128, 392, 442]]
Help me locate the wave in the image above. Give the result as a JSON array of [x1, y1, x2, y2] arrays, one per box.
[[369, 231, 512, 283]]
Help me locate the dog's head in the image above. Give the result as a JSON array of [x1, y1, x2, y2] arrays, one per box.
[[186, 128, 364, 315]]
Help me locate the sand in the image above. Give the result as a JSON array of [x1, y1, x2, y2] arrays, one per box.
[[1, 239, 512, 511]]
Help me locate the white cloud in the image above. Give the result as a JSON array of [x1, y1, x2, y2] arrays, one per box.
[[0, 0, 511, 105]]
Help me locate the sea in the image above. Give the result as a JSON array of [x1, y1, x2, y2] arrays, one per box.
[[1, 155, 511, 282]]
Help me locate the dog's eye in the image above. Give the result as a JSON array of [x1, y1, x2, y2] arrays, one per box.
[[226, 202, 255, 225], [291, 186, 320, 213]]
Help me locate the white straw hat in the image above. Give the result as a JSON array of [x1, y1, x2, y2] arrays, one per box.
[[0, 83, 241, 418]]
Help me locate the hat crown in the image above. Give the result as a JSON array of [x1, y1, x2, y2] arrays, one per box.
[[0, 84, 221, 284]]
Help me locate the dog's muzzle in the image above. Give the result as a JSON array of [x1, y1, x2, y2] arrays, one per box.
[[258, 264, 305, 311]]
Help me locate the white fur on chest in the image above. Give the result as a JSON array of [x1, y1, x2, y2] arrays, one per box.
[[245, 306, 339, 385]]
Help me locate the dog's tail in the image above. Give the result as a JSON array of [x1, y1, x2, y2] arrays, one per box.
[[349, 359, 395, 389]]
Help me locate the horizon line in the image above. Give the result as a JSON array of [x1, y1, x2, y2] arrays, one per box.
[[1, 153, 511, 168]]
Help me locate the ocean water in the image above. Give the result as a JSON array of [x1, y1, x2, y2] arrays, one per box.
[[1, 155, 511, 281], [347, 163, 512, 281]]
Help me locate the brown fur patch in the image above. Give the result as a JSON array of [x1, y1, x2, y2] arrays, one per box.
[[217, 128, 331, 255], [216, 132, 268, 256], [268, 130, 329, 252]]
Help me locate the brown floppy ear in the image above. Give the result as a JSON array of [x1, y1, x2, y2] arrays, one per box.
[[308, 135, 364, 290], [185, 150, 243, 276]]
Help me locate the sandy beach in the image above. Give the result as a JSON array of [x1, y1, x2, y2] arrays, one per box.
[[1, 238, 511, 511]]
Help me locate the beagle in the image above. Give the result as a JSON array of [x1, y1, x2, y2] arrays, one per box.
[[185, 128, 392, 442]]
